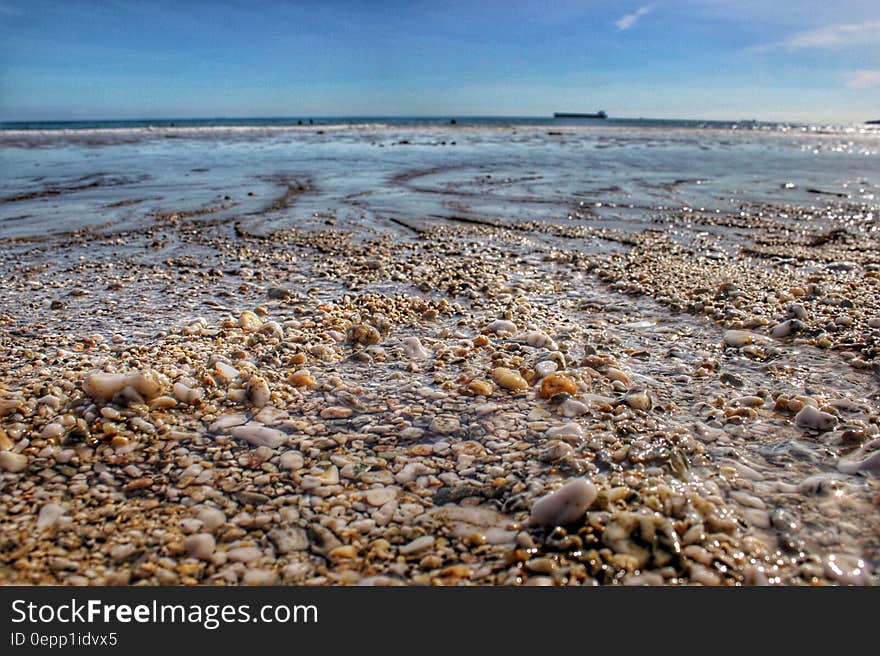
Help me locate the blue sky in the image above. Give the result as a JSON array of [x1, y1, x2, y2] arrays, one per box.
[[1, 0, 879, 122]]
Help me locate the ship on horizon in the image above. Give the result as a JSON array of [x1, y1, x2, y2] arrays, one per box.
[[553, 110, 607, 119]]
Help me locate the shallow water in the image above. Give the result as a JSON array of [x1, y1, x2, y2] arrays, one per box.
[[2, 123, 878, 240]]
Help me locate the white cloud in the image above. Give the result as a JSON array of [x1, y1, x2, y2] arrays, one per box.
[[615, 5, 653, 31], [757, 20, 880, 50], [847, 70, 880, 89]]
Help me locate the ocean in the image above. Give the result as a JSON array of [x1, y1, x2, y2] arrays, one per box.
[[1, 116, 878, 240]]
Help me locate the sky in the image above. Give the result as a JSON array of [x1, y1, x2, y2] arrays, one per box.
[[1, 0, 879, 122]]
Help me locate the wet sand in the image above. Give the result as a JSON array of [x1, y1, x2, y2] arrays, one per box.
[[1, 127, 878, 585]]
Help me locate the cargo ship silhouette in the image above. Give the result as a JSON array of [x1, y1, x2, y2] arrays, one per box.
[[553, 111, 607, 119]]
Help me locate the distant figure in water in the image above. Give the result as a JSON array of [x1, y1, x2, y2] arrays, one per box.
[[297, 120, 302, 125], [450, 118, 457, 125], [309, 119, 313, 125]]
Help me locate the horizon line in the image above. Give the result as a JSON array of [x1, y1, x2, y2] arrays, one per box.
[[2, 113, 876, 126]]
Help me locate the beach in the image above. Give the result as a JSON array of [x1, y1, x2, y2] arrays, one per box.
[[1, 120, 878, 585]]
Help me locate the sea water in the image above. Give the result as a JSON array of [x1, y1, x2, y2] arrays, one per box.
[[1, 118, 878, 241]]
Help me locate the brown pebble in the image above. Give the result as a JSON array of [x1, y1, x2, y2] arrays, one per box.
[[288, 372, 317, 388], [466, 379, 494, 396], [539, 373, 578, 399], [124, 477, 154, 492]]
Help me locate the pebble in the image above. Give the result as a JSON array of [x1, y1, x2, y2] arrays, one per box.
[[242, 569, 279, 585], [624, 389, 652, 411], [239, 310, 262, 332], [214, 361, 239, 383], [770, 318, 804, 338], [184, 534, 216, 561], [429, 416, 460, 434], [269, 528, 309, 554], [83, 371, 164, 403], [837, 449, 880, 476], [197, 507, 227, 531], [210, 413, 247, 431], [0, 451, 28, 473], [110, 544, 138, 562], [288, 370, 317, 387], [399, 535, 435, 556], [226, 547, 263, 563], [347, 324, 380, 345], [280, 451, 305, 470], [179, 517, 202, 534], [173, 382, 203, 404], [723, 330, 760, 348], [605, 367, 630, 385], [546, 423, 584, 440], [36, 503, 67, 530], [530, 478, 597, 527], [37, 394, 61, 410], [40, 423, 64, 440], [560, 398, 589, 417], [539, 373, 578, 399], [365, 486, 399, 507], [798, 473, 846, 493], [229, 423, 287, 448], [795, 405, 838, 432], [395, 462, 435, 484], [466, 379, 494, 396], [787, 303, 808, 320], [486, 319, 517, 334], [321, 406, 353, 419], [535, 361, 558, 379], [246, 377, 271, 408], [491, 367, 529, 391], [525, 331, 557, 350], [402, 336, 430, 359]]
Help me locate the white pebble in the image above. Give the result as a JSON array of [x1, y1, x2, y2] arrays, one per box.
[[242, 569, 279, 585], [40, 423, 64, 440], [486, 319, 517, 334], [83, 371, 163, 402], [365, 486, 399, 507], [179, 518, 204, 534], [795, 405, 838, 432], [173, 382, 203, 404], [280, 451, 305, 470], [525, 331, 558, 350], [530, 478, 597, 527], [770, 319, 803, 338], [226, 547, 263, 563], [560, 398, 589, 417], [399, 535, 435, 556], [535, 360, 558, 379], [214, 361, 240, 383], [546, 423, 583, 439], [402, 336, 430, 360], [837, 450, 880, 476], [0, 451, 28, 473], [209, 413, 248, 431], [196, 507, 226, 531], [722, 330, 762, 348], [184, 533, 216, 561], [36, 503, 67, 530], [229, 423, 287, 448]]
